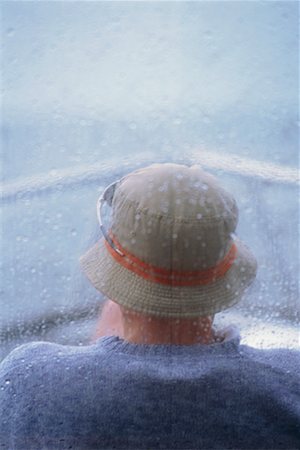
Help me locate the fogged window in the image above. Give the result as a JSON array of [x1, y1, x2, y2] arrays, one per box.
[[1, 1, 298, 360]]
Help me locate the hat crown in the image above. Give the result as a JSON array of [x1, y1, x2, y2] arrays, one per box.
[[111, 164, 238, 271]]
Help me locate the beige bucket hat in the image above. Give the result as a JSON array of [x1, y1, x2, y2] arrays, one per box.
[[80, 163, 257, 318]]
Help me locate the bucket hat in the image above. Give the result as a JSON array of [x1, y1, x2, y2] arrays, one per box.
[[80, 163, 257, 318]]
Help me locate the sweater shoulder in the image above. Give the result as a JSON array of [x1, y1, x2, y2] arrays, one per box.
[[238, 345, 300, 374], [0, 341, 58, 375]]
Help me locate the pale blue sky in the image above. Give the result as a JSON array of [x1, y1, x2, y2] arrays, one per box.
[[3, 1, 298, 119]]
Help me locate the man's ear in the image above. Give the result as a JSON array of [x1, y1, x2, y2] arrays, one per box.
[[92, 299, 124, 342]]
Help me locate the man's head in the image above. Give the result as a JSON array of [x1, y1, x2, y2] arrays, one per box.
[[81, 163, 257, 325]]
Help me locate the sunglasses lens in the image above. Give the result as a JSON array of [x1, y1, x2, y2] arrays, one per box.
[[104, 183, 117, 206], [98, 180, 124, 257]]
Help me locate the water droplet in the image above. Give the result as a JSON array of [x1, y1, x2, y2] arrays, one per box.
[[6, 27, 15, 37], [203, 30, 213, 40], [5, 379, 11, 385], [158, 182, 168, 192], [196, 213, 203, 220], [71, 229, 77, 236], [173, 117, 182, 125]]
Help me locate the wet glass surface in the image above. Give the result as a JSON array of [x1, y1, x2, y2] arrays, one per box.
[[1, 1, 299, 360]]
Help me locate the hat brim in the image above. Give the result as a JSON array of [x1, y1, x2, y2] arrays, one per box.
[[80, 237, 257, 318]]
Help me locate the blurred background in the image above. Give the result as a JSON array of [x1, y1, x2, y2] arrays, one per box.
[[1, 0, 299, 360]]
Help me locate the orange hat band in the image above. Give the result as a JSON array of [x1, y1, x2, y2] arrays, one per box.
[[104, 235, 237, 287]]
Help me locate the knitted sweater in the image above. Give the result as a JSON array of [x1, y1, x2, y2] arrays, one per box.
[[0, 329, 299, 450]]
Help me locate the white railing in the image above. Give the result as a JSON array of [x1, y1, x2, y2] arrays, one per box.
[[1, 151, 298, 202]]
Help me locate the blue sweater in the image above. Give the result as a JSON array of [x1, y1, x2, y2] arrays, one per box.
[[0, 331, 299, 450]]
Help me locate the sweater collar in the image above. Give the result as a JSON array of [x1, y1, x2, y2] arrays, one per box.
[[96, 325, 241, 357]]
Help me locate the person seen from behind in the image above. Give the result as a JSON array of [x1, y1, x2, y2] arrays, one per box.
[[0, 163, 299, 449]]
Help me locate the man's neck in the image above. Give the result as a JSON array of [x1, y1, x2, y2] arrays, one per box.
[[122, 312, 215, 345]]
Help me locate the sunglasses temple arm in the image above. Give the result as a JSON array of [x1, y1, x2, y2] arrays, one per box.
[[97, 196, 124, 257]]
